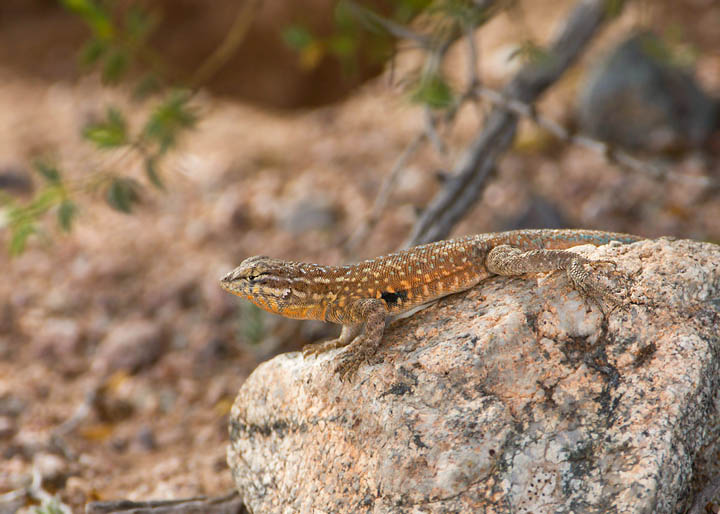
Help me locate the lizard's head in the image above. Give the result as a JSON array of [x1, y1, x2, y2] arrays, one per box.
[[220, 255, 288, 297], [220, 255, 321, 318]]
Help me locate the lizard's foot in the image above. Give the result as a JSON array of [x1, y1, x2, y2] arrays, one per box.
[[302, 337, 349, 358], [334, 346, 382, 382], [567, 257, 627, 308]]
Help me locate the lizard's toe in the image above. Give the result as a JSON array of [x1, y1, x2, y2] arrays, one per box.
[[335, 356, 361, 382]]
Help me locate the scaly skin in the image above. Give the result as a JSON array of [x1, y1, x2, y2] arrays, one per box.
[[220, 229, 643, 380]]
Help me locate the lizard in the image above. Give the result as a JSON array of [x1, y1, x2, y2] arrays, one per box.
[[220, 229, 643, 380]]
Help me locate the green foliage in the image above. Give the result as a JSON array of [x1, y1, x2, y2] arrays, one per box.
[[58, 200, 78, 232], [509, 40, 553, 66], [281, 0, 437, 72], [106, 177, 141, 214], [238, 303, 266, 345], [428, 0, 493, 28], [394, 0, 434, 22], [144, 157, 164, 190], [34, 159, 62, 185], [0, 160, 80, 254], [133, 73, 162, 100], [142, 91, 197, 154], [102, 48, 130, 83], [125, 4, 159, 44], [32, 497, 67, 514], [63, 0, 159, 84], [411, 72, 454, 109], [60, 0, 113, 40], [604, 0, 626, 18], [83, 108, 128, 148], [80, 38, 108, 67], [1, 2, 203, 255], [283, 25, 314, 51]]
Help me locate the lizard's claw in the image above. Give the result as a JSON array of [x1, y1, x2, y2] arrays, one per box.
[[302, 338, 347, 358], [567, 257, 629, 310], [334, 355, 362, 382], [334, 348, 382, 382]]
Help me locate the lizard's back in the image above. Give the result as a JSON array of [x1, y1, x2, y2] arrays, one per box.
[[335, 229, 641, 314]]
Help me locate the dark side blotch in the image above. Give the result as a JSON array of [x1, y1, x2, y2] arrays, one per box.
[[381, 290, 408, 306]]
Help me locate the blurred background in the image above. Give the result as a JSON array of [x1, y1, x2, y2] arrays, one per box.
[[0, 0, 718, 511]]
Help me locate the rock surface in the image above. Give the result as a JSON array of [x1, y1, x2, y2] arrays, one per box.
[[227, 238, 720, 513]]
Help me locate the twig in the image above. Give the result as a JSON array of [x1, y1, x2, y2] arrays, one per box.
[[688, 473, 720, 514], [345, 0, 432, 49], [473, 86, 717, 188], [406, 0, 622, 247], [189, 0, 261, 88], [343, 132, 427, 254], [85, 490, 248, 514], [424, 107, 447, 156]]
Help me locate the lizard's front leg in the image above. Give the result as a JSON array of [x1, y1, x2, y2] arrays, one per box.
[[486, 245, 621, 305], [331, 298, 388, 381]]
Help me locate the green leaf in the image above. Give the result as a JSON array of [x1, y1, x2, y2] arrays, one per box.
[[333, 1, 358, 31], [60, 0, 113, 39], [106, 177, 141, 213], [509, 40, 551, 66], [83, 107, 128, 148], [80, 37, 108, 67], [102, 49, 129, 83], [393, 0, 433, 23], [604, 0, 625, 18], [33, 160, 61, 185], [282, 25, 314, 51], [58, 200, 77, 232], [125, 5, 158, 44], [10, 223, 35, 256], [144, 157, 164, 189], [327, 34, 356, 58], [132, 73, 162, 100], [9, 187, 63, 225], [143, 91, 196, 153], [411, 73, 454, 109]]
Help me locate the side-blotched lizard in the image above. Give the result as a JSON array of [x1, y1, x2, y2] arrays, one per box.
[[220, 229, 642, 380]]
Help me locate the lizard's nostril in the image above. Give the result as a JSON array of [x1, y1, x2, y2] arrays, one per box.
[[221, 269, 237, 283]]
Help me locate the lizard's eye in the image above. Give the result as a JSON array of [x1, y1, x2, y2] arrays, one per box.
[[248, 272, 270, 282]]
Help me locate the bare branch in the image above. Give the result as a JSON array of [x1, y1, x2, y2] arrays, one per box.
[[344, 1, 432, 48], [406, 0, 621, 247], [473, 86, 717, 188], [189, 1, 261, 88], [86, 490, 247, 514], [343, 132, 427, 254]]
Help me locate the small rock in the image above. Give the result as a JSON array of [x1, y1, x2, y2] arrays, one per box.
[[33, 453, 69, 490], [0, 393, 25, 417], [0, 166, 33, 194], [578, 31, 719, 152], [136, 425, 157, 452], [111, 437, 129, 453], [65, 476, 91, 509], [193, 338, 235, 376], [0, 416, 16, 439], [33, 318, 83, 372], [277, 197, 338, 234], [507, 196, 568, 231], [93, 388, 135, 423], [94, 319, 167, 375], [0, 303, 14, 334]]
